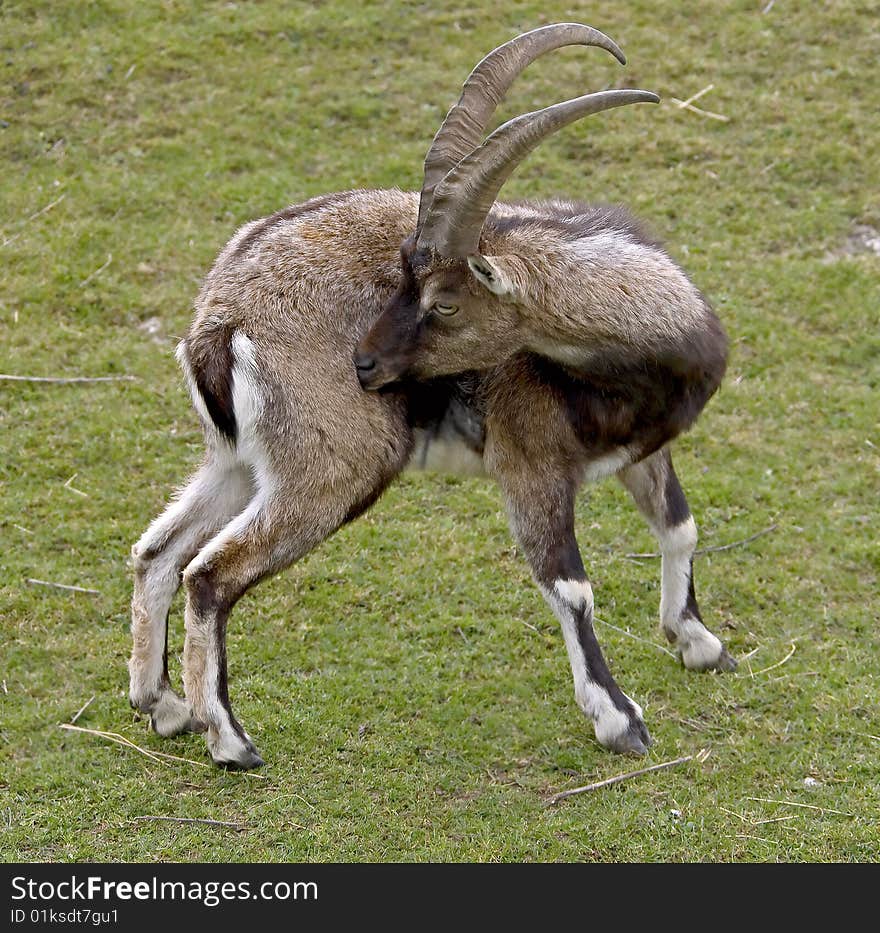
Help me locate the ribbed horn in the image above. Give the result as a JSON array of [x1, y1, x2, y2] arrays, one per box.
[[416, 23, 626, 233], [418, 89, 660, 257]]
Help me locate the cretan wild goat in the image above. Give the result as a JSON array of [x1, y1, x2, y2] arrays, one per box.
[[129, 23, 735, 769]]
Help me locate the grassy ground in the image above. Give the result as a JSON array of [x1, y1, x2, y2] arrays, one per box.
[[2, 0, 878, 862]]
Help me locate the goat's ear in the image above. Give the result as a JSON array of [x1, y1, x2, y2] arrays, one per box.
[[467, 254, 514, 297]]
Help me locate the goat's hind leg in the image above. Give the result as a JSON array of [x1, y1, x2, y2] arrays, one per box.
[[129, 458, 252, 736], [182, 487, 376, 769], [618, 447, 736, 672]]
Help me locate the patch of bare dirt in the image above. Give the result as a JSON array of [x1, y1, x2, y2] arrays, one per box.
[[824, 224, 880, 262]]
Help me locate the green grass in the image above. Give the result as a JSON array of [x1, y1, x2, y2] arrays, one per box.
[[2, 0, 878, 862]]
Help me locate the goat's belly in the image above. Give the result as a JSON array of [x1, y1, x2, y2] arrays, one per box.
[[408, 429, 485, 476], [404, 377, 487, 477]]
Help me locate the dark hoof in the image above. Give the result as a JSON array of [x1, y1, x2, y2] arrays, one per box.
[[129, 694, 156, 714], [216, 748, 265, 771], [680, 637, 739, 673], [712, 647, 738, 673], [208, 730, 265, 770], [606, 719, 653, 756]]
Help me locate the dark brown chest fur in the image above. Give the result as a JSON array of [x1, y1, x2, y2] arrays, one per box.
[[403, 344, 724, 471]]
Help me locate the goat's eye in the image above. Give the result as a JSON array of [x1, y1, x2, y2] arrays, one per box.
[[433, 302, 459, 317]]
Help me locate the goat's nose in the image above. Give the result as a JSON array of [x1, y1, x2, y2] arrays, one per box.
[[354, 351, 376, 374]]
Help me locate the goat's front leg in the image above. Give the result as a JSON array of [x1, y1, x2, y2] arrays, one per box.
[[618, 447, 736, 672], [497, 467, 651, 755]]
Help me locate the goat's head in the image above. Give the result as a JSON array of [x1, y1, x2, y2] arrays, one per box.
[[355, 23, 658, 389]]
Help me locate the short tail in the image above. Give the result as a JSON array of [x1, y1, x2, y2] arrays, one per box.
[[177, 324, 237, 442]]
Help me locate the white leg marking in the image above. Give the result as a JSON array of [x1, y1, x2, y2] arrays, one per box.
[[129, 542, 181, 706], [657, 516, 698, 625], [542, 578, 641, 746], [553, 578, 594, 611], [202, 635, 254, 763], [656, 516, 723, 668], [149, 691, 199, 737], [180, 338, 274, 761], [182, 495, 266, 723], [676, 618, 724, 670]]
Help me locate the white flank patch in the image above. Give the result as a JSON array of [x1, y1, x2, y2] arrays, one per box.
[[230, 331, 263, 440], [229, 331, 277, 495]]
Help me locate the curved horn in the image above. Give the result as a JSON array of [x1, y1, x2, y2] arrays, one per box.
[[418, 89, 660, 257], [416, 23, 626, 233]]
